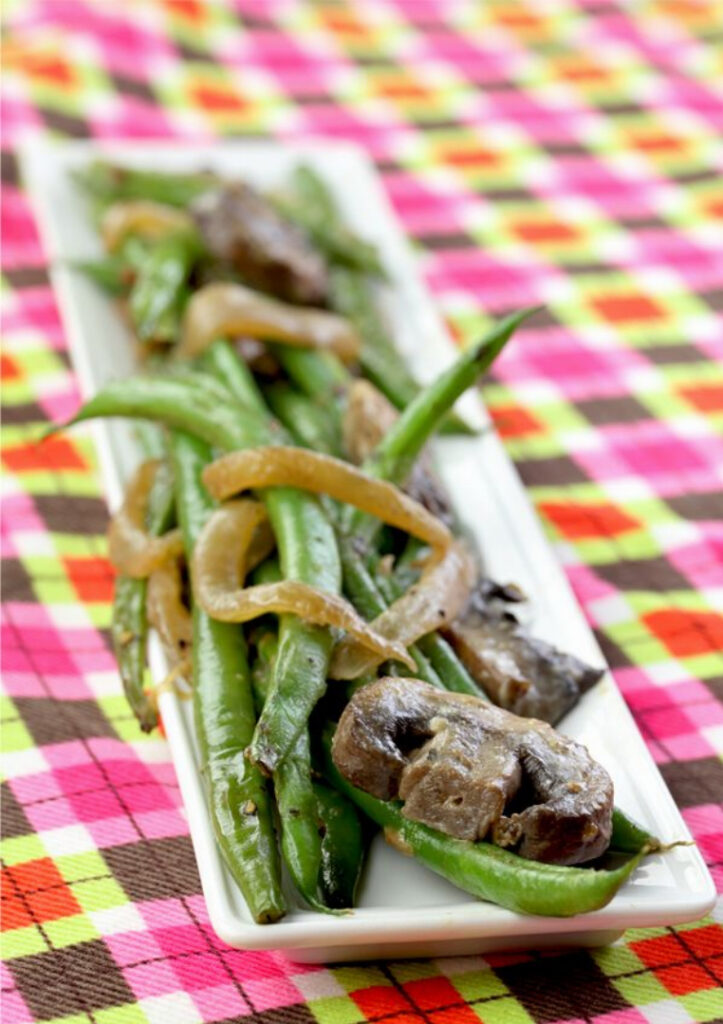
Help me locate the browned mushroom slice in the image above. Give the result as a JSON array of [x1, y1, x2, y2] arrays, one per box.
[[343, 379, 454, 527], [332, 677, 614, 865], [192, 182, 329, 305], [442, 580, 604, 725]]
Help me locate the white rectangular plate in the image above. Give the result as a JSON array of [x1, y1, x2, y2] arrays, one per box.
[[20, 139, 715, 963]]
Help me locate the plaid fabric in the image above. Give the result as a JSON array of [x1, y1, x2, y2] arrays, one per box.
[[2, 1, 722, 1022]]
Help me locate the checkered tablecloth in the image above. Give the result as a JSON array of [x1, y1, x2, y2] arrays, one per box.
[[2, 1, 722, 1022]]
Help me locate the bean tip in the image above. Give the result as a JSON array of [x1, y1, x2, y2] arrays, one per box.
[[37, 420, 68, 443]]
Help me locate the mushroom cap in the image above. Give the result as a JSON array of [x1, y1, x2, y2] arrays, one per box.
[[332, 677, 614, 865]]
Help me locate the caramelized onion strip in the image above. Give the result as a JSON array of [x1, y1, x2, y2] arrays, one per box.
[[202, 447, 452, 565], [343, 378, 397, 464], [108, 461, 184, 578], [179, 282, 359, 363], [192, 500, 415, 671], [101, 200, 193, 252], [147, 557, 192, 670], [331, 543, 476, 679]]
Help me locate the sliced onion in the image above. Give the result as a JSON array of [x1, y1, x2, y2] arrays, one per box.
[[147, 557, 192, 668], [179, 282, 359, 363], [330, 542, 476, 679], [343, 378, 397, 464], [192, 500, 415, 671], [101, 200, 193, 252], [108, 461, 184, 578], [202, 447, 452, 565]]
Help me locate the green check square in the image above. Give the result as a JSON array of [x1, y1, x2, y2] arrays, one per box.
[[683, 652, 723, 679], [44, 914, 98, 949], [681, 987, 723, 1022], [593, 943, 643, 977], [96, 1006, 150, 1024], [57, 851, 107, 883], [1, 924, 47, 959], [0, 694, 18, 719], [4, 834, 47, 866], [2, 719, 34, 753], [310, 996, 366, 1024], [39, 1015, 90, 1024], [389, 960, 439, 984], [454, 968, 508, 1001], [32, 579, 78, 605], [614, 972, 668, 1006], [112, 715, 150, 743], [71, 877, 126, 913], [473, 995, 533, 1024], [332, 965, 388, 991]]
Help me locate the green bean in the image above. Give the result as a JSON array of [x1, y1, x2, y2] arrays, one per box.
[[275, 347, 347, 448], [112, 578, 155, 731], [63, 375, 262, 452], [329, 266, 393, 354], [129, 231, 202, 343], [264, 345, 480, 693], [330, 266, 474, 436], [263, 382, 341, 456], [251, 632, 328, 911], [359, 343, 427, 416], [416, 633, 480, 697], [60, 363, 490, 705], [154, 365, 235, 404], [339, 538, 443, 688], [367, 307, 541, 486], [326, 311, 537, 696], [281, 167, 474, 436], [201, 340, 341, 773], [246, 450, 429, 685], [251, 558, 281, 586], [314, 782, 365, 909], [62, 366, 341, 771], [374, 562, 480, 697], [170, 430, 285, 924], [75, 161, 216, 208], [610, 808, 660, 854], [277, 346, 349, 402], [133, 420, 168, 460], [199, 341, 270, 418], [323, 732, 648, 917], [74, 235, 150, 296], [252, 632, 365, 911], [111, 449, 176, 732], [74, 253, 131, 295], [341, 307, 537, 550], [281, 165, 387, 277]]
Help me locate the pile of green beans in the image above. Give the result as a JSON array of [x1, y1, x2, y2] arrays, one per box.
[[75, 161, 217, 209], [282, 166, 472, 435], [129, 230, 201, 343], [58, 161, 662, 923], [278, 165, 386, 277], [252, 632, 365, 911], [200, 340, 341, 773], [171, 431, 285, 923]]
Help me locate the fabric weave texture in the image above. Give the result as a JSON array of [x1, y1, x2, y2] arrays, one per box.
[[1, 2, 722, 1023]]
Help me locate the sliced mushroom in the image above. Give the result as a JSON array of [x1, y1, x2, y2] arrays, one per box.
[[332, 677, 613, 865], [442, 579, 604, 725], [192, 182, 329, 305]]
